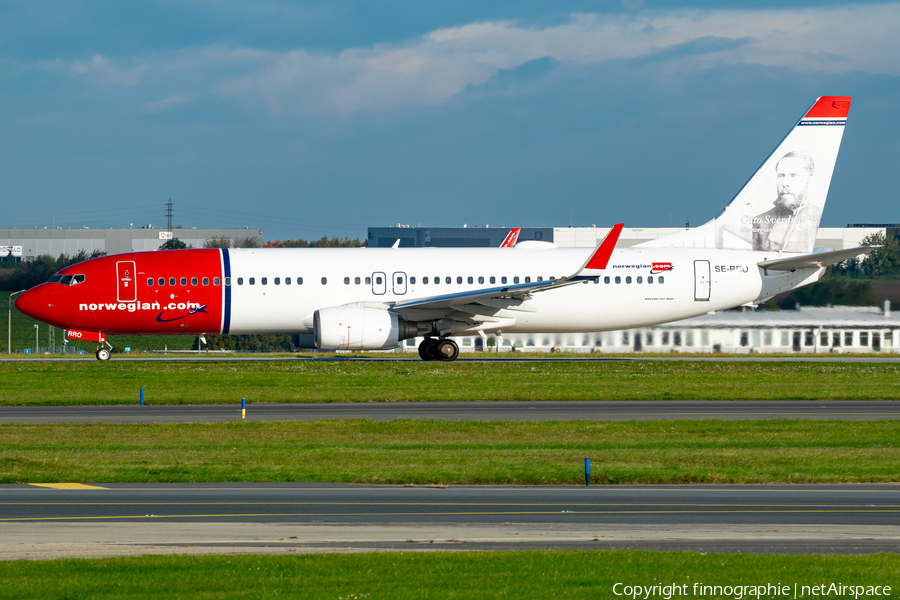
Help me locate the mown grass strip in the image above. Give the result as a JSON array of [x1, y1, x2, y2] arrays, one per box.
[[1, 551, 898, 600], [2, 360, 900, 405], [2, 420, 899, 484]]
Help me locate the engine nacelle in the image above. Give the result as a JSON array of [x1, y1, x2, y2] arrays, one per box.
[[313, 306, 416, 350]]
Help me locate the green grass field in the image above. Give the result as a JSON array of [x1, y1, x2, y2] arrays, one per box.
[[1, 551, 897, 599], [1, 360, 899, 405], [3, 420, 898, 484]]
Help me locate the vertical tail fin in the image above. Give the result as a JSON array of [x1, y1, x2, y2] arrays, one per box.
[[500, 228, 521, 247], [641, 96, 851, 253]]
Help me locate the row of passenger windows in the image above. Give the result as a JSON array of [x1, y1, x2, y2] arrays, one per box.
[[232, 275, 666, 286], [605, 275, 665, 284], [148, 277, 221, 287], [146, 274, 666, 287]]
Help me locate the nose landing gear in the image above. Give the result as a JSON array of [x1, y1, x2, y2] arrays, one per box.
[[417, 338, 459, 362], [95, 348, 111, 361]]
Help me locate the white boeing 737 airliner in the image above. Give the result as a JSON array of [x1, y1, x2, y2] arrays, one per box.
[[16, 96, 873, 361]]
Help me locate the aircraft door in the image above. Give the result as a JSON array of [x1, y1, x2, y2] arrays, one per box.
[[392, 272, 407, 295], [116, 261, 137, 302], [371, 272, 386, 295], [693, 260, 711, 301]]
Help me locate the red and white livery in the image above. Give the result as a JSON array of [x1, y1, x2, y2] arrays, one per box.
[[16, 97, 873, 361]]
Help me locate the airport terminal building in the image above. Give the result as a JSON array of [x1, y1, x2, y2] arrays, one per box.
[[0, 227, 264, 260], [368, 224, 898, 250]]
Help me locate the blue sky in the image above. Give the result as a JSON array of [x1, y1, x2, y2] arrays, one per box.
[[2, 0, 899, 241]]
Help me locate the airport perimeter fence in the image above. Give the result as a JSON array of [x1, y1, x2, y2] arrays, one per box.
[[18, 346, 84, 355]]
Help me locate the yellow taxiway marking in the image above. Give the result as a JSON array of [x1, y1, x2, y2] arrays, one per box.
[[28, 483, 108, 490]]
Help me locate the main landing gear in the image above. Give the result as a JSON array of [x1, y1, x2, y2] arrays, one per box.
[[95, 348, 111, 361], [418, 338, 459, 362]]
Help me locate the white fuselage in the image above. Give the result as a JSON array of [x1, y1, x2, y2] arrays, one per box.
[[225, 246, 819, 335]]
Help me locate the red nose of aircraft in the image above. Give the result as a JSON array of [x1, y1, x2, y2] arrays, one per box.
[[14, 286, 51, 323]]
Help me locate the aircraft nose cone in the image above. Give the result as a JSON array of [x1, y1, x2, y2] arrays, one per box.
[[14, 288, 49, 322]]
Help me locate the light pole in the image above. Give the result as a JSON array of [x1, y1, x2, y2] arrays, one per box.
[[7, 290, 25, 355], [34, 324, 39, 353]]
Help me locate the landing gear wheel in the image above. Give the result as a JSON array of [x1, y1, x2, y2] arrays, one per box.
[[96, 348, 111, 361], [418, 338, 439, 361], [436, 339, 459, 361]]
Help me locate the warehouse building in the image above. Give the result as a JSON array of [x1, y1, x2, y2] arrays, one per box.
[[369, 224, 897, 250], [0, 227, 264, 260], [400, 303, 898, 355]]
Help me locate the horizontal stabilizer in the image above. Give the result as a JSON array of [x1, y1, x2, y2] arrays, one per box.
[[758, 246, 876, 272]]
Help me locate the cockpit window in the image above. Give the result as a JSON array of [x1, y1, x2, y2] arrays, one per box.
[[55, 274, 85, 286]]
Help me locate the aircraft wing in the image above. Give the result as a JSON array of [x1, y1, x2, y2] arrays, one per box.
[[758, 246, 877, 272], [391, 224, 623, 319]]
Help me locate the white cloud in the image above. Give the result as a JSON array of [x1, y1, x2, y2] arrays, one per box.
[[142, 93, 192, 113], [53, 3, 900, 114]]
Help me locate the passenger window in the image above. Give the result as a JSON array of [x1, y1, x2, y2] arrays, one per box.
[[514, 276, 520, 284], [648, 276, 654, 284], [364, 277, 369, 285], [658, 276, 665, 284], [637, 276, 642, 284], [158, 278, 165, 286], [249, 277, 255, 285], [537, 276, 543, 282], [180, 277, 187, 286], [445, 277, 451, 284], [147, 278, 154, 286], [467, 276, 474, 284], [237, 277, 244, 285], [604, 276, 610, 283], [376, 276, 382, 285], [456, 276, 462, 284], [615, 276, 621, 284], [524, 276, 530, 283], [169, 278, 176, 286], [593, 278, 599, 284], [626, 276, 632, 284], [344, 277, 350, 285], [274, 277, 280, 285], [285, 277, 291, 285], [490, 276, 495, 284], [298, 277, 304, 285], [355, 277, 361, 284], [423, 277, 429, 284], [216, 277, 222, 286], [203, 277, 209, 286], [397, 277, 403, 284], [478, 276, 484, 284], [501, 276, 507, 284], [410, 277, 416, 284], [321, 277, 327, 285], [192, 277, 198, 286], [262, 277, 268, 285]]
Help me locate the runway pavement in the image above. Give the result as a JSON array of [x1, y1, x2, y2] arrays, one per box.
[[2, 483, 899, 558], [4, 400, 900, 423]]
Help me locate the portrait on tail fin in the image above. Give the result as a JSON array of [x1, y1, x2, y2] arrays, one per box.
[[749, 151, 821, 252]]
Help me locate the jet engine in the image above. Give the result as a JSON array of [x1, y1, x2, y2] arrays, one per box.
[[313, 305, 416, 350]]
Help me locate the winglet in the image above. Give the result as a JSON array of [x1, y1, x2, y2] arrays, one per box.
[[582, 223, 623, 271], [500, 228, 521, 248]]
